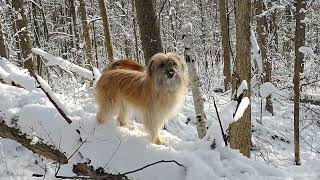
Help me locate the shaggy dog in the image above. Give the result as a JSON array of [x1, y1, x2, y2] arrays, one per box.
[[95, 53, 189, 144]]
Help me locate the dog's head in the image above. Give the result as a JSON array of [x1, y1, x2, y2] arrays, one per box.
[[147, 53, 188, 91]]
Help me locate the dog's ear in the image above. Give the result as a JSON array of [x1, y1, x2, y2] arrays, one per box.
[[147, 59, 155, 76]]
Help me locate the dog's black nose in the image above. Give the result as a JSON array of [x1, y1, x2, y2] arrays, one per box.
[[167, 69, 175, 79]]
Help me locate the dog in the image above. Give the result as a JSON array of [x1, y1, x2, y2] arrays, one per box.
[[95, 53, 189, 144]]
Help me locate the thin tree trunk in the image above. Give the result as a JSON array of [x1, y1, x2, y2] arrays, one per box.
[[78, 0, 95, 70], [69, 0, 79, 49], [255, 0, 273, 115], [131, 0, 140, 62], [229, 0, 252, 158], [31, 1, 42, 75], [219, 0, 231, 91], [98, 0, 114, 64], [293, 0, 306, 166], [0, 16, 7, 58], [135, 0, 163, 64], [183, 23, 207, 139], [12, 0, 34, 71]]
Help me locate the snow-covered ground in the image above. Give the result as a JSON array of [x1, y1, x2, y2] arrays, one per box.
[[0, 81, 320, 179]]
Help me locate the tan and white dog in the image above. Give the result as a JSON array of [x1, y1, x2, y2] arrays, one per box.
[[95, 53, 189, 144]]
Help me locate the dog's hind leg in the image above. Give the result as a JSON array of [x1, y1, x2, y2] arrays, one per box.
[[96, 100, 114, 124], [117, 102, 128, 127]]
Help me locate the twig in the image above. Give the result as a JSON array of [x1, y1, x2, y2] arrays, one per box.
[[104, 137, 122, 168], [67, 139, 88, 161], [156, 0, 169, 20], [212, 97, 228, 146], [121, 160, 185, 175], [32, 72, 72, 124]]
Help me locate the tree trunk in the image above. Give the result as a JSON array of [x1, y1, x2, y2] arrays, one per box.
[[98, 0, 115, 64], [69, 0, 79, 49], [183, 23, 207, 139], [0, 16, 7, 59], [229, 0, 252, 158], [255, 0, 273, 115], [12, 0, 34, 71], [293, 0, 306, 166], [78, 0, 95, 70], [131, 0, 140, 62], [135, 0, 163, 64], [219, 0, 231, 92]]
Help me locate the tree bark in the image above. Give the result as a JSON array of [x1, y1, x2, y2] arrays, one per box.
[[255, 0, 273, 115], [293, 0, 306, 166], [78, 0, 95, 70], [131, 0, 140, 62], [135, 0, 163, 64], [229, 0, 252, 158], [0, 16, 7, 59], [219, 0, 231, 91], [183, 23, 207, 139], [98, 0, 115, 64], [12, 0, 34, 71]]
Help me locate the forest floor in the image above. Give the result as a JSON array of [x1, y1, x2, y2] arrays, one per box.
[[0, 82, 320, 180]]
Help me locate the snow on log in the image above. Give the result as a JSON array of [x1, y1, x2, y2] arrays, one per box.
[[31, 48, 93, 80], [236, 80, 248, 98], [0, 57, 36, 90], [233, 97, 250, 122], [0, 116, 68, 164]]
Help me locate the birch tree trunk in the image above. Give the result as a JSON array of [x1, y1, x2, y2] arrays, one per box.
[[229, 0, 252, 158], [219, 0, 231, 91], [255, 0, 273, 115], [98, 0, 114, 64], [0, 15, 7, 58], [293, 0, 306, 166], [12, 0, 34, 71], [183, 23, 207, 139], [78, 0, 95, 70], [135, 0, 163, 64]]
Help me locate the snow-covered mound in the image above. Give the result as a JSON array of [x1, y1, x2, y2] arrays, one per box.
[[0, 83, 318, 179]]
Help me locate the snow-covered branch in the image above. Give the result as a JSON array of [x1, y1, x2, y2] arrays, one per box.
[[0, 116, 68, 164], [31, 48, 94, 80]]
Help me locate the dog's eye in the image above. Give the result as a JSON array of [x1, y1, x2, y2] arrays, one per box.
[[159, 63, 165, 68], [169, 60, 176, 66]]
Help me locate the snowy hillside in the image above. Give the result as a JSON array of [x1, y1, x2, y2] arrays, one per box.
[[0, 82, 319, 180]]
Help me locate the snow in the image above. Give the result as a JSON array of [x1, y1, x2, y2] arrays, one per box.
[[237, 80, 248, 98], [233, 97, 250, 122], [260, 82, 277, 98], [251, 29, 263, 73], [1, 81, 320, 179], [0, 57, 37, 90], [31, 48, 93, 80]]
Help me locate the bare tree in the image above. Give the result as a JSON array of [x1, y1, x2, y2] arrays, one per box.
[[255, 0, 273, 114], [293, 0, 306, 166], [219, 0, 231, 91], [0, 15, 7, 58], [229, 0, 252, 158], [12, 0, 34, 71], [78, 0, 95, 70], [135, 0, 163, 64], [183, 23, 207, 139], [98, 0, 115, 64]]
